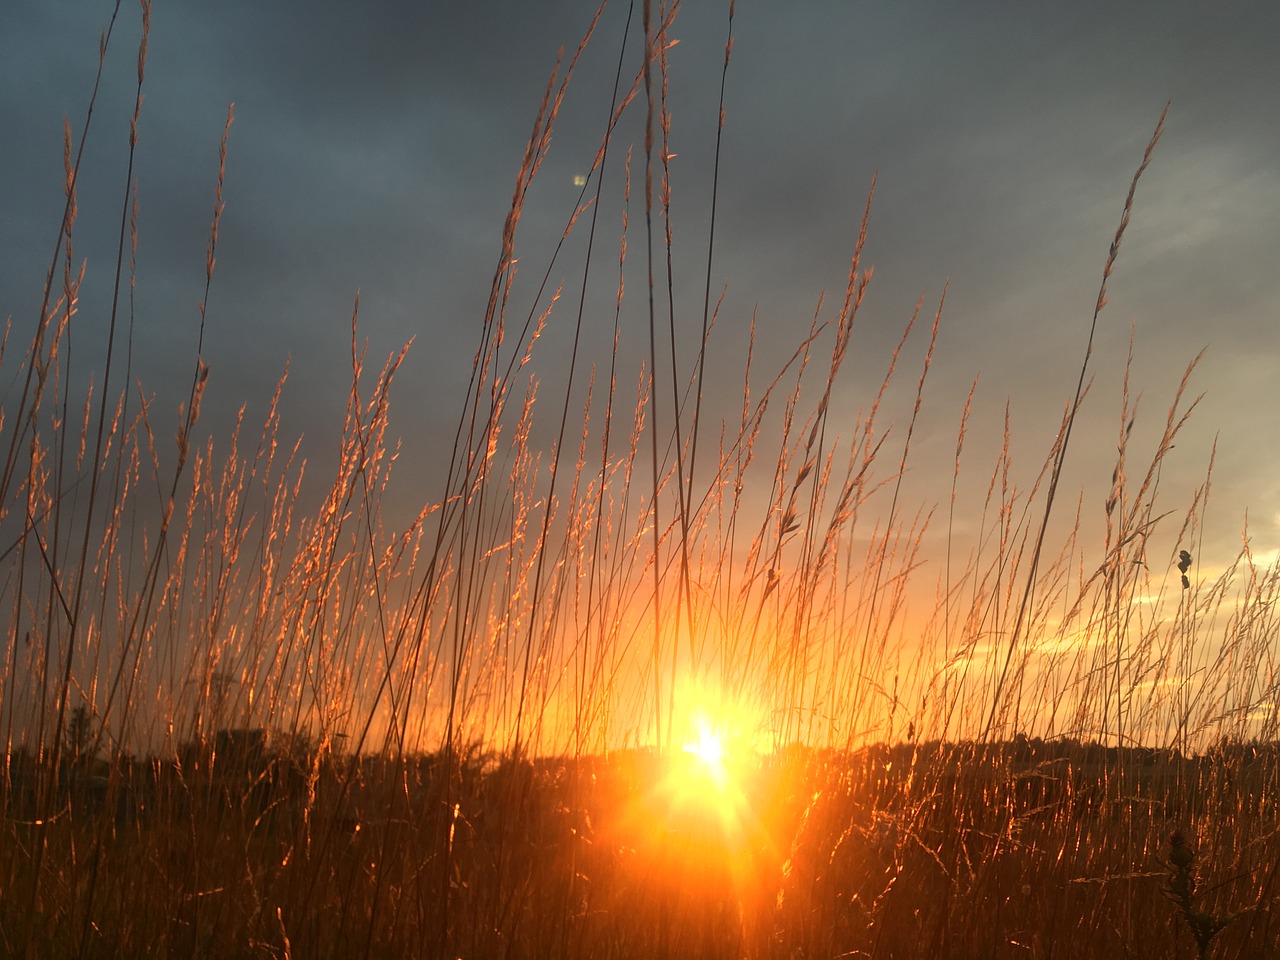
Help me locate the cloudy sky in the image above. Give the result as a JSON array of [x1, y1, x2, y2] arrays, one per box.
[[4, 0, 1278, 581]]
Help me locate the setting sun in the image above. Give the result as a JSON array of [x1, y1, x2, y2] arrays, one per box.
[[652, 684, 765, 838], [684, 722, 727, 779], [606, 684, 783, 931]]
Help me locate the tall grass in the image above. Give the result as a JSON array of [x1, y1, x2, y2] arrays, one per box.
[[2, 2, 1278, 957]]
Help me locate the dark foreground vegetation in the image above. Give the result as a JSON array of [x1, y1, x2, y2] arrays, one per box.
[[4, 735, 1280, 957]]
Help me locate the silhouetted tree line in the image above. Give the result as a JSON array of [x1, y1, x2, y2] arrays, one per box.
[[4, 726, 1276, 832]]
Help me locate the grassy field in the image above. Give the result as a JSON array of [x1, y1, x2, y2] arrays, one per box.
[[3, 739, 1278, 957], [3, 2, 1278, 957]]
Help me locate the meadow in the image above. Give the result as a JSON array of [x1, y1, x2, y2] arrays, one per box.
[[3, 3, 1278, 957]]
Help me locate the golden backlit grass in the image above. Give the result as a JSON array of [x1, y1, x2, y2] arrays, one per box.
[[2, 1, 1278, 957]]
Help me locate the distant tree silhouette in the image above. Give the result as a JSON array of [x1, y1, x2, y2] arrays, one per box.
[[66, 705, 92, 768]]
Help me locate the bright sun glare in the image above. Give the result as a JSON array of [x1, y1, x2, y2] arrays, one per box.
[[656, 686, 763, 840], [620, 689, 769, 896], [618, 677, 771, 877], [683, 719, 728, 782]]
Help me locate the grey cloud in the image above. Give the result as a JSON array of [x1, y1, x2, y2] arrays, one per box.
[[2, 0, 1278, 566]]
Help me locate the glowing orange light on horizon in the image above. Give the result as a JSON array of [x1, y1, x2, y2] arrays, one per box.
[[683, 719, 728, 780], [596, 678, 787, 941], [655, 687, 763, 839], [666, 714, 739, 823], [604, 681, 782, 938]]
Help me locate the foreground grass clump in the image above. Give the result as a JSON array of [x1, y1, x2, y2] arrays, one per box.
[[3, 3, 1279, 958]]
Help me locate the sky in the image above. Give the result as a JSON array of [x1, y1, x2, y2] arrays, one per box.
[[3, 1, 1279, 744]]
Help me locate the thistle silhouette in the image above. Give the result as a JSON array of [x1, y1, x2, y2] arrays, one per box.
[[1177, 550, 1192, 590], [1164, 830, 1241, 960]]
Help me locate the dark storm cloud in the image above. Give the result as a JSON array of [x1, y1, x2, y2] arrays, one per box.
[[701, 2, 1280, 562], [3, 0, 1278, 563]]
